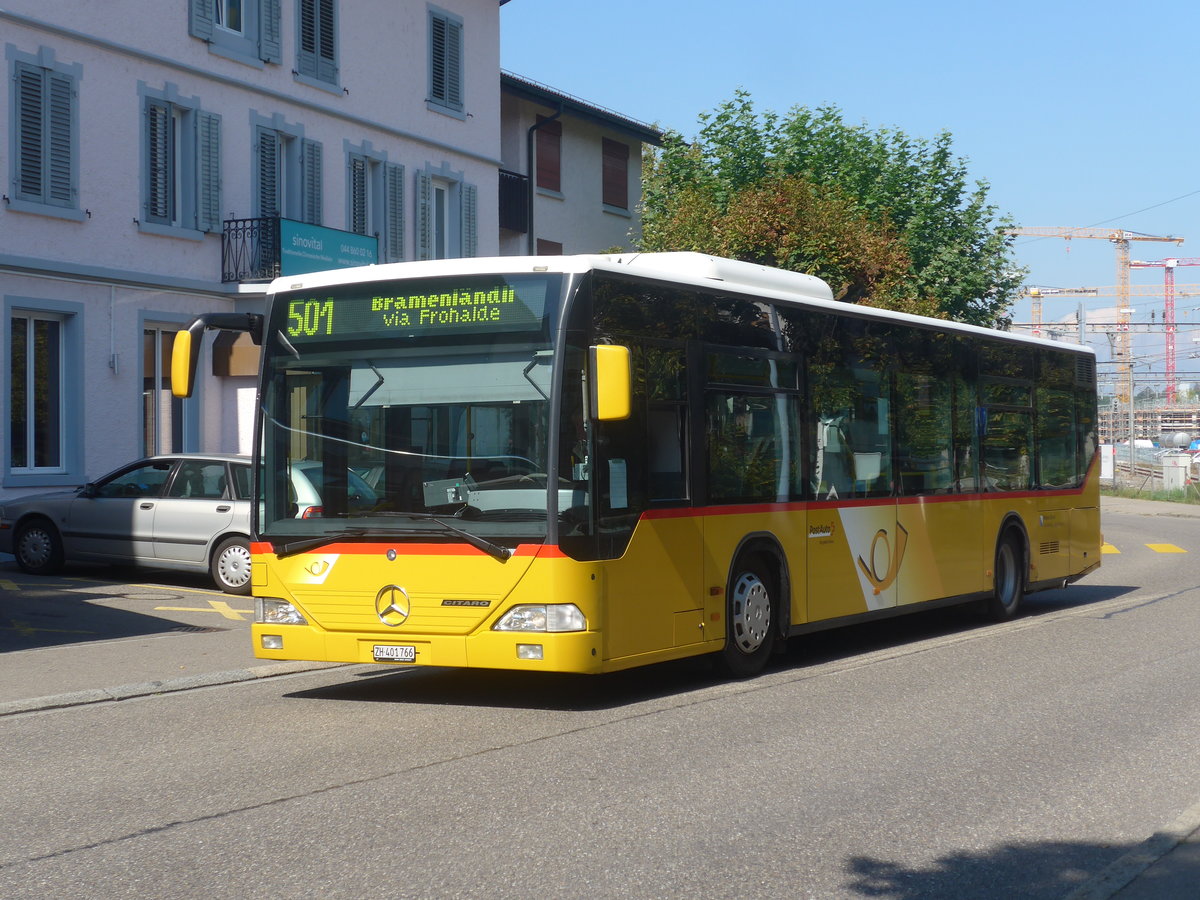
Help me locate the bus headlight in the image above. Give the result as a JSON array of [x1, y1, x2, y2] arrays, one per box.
[[493, 604, 586, 633], [256, 597, 308, 625]]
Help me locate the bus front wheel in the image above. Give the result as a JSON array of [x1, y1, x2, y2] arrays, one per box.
[[985, 532, 1024, 621], [719, 557, 776, 677]]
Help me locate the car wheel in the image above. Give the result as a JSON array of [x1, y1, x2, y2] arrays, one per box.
[[985, 531, 1024, 621], [14, 518, 65, 576], [718, 555, 776, 678], [211, 537, 252, 595]]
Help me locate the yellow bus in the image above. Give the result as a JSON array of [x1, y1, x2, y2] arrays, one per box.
[[174, 253, 1100, 677]]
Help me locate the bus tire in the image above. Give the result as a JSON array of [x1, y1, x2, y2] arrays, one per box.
[[14, 517, 65, 576], [985, 531, 1024, 621], [211, 536, 252, 595], [718, 555, 776, 677]]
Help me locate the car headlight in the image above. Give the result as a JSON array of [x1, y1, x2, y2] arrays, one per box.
[[493, 604, 586, 633], [255, 597, 308, 625]]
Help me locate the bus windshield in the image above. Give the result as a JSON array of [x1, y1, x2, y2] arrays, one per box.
[[256, 273, 583, 549]]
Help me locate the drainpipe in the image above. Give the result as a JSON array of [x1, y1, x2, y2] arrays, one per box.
[[525, 106, 562, 255]]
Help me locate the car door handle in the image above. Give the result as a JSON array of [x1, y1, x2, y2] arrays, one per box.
[[216, 505, 231, 512], [140, 502, 154, 510]]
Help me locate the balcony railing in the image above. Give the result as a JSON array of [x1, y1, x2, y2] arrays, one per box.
[[499, 169, 529, 234], [222, 217, 279, 283]]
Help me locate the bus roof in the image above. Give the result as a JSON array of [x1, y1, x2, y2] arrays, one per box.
[[269, 253, 1094, 356]]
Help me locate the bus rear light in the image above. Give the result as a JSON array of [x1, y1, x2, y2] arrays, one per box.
[[256, 597, 308, 625], [493, 604, 586, 633]]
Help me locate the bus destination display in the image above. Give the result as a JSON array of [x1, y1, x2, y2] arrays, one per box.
[[282, 277, 549, 341]]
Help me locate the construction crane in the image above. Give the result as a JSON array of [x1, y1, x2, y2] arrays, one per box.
[[1006, 226, 1184, 400], [1128, 258, 1200, 403]]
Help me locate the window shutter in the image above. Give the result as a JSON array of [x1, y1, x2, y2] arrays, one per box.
[[297, 0, 318, 76], [256, 126, 279, 217], [46, 72, 74, 205], [15, 63, 46, 201], [536, 118, 561, 192], [384, 163, 405, 262], [317, 0, 337, 83], [259, 0, 282, 62], [146, 99, 173, 222], [415, 171, 432, 260], [302, 138, 322, 225], [602, 139, 629, 209], [461, 183, 477, 258], [197, 111, 222, 232], [298, 0, 336, 82], [189, 0, 215, 41], [349, 155, 368, 235], [430, 13, 463, 110]]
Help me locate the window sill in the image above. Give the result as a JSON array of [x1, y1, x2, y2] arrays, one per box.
[[536, 187, 565, 201], [602, 203, 632, 218], [294, 72, 343, 95], [4, 471, 82, 489], [426, 99, 467, 121], [6, 199, 87, 222], [137, 221, 208, 241]]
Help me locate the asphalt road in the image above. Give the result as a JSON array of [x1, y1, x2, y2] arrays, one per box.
[[1, 497, 1198, 898]]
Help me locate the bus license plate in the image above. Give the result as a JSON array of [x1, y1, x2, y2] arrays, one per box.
[[373, 644, 417, 663]]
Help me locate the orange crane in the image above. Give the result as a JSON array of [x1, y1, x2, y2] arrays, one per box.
[[1006, 227, 1184, 399], [1128, 257, 1200, 403]]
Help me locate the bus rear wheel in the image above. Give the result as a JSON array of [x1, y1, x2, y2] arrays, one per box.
[[985, 532, 1024, 621], [719, 557, 776, 677]]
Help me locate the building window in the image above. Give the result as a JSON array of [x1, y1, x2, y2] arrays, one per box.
[[428, 8, 464, 114], [256, 124, 322, 224], [143, 327, 184, 455], [348, 152, 404, 262], [9, 312, 64, 471], [11, 58, 78, 212], [536, 117, 562, 193], [297, 0, 338, 86], [143, 91, 222, 234], [189, 0, 282, 65], [536, 239, 562, 255], [416, 166, 476, 260], [602, 138, 630, 210]]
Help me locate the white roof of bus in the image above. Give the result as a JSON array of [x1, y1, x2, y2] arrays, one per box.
[[269, 252, 1094, 356]]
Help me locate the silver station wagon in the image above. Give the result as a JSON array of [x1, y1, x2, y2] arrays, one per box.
[[0, 454, 254, 594]]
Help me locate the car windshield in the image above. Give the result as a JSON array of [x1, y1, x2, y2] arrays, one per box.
[[256, 272, 587, 548]]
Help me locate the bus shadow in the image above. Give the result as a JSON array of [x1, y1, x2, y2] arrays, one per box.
[[284, 583, 1137, 711]]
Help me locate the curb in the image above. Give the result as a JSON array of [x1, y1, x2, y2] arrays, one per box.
[[1064, 800, 1200, 899], [0, 660, 350, 717]]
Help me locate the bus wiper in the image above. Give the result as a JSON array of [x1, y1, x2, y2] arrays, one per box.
[[272, 519, 512, 562], [372, 512, 513, 561]]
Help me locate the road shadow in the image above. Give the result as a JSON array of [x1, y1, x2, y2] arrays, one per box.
[[0, 564, 228, 652], [843, 833, 1196, 898], [285, 582, 1138, 712]]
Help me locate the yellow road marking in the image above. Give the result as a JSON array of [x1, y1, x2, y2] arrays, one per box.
[[1101, 543, 1120, 554], [155, 599, 252, 621], [1146, 543, 1187, 553], [0, 579, 18, 590]]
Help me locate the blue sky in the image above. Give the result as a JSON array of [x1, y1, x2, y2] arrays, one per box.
[[501, 0, 1200, 380]]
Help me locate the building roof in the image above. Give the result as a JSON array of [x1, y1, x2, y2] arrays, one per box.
[[501, 72, 663, 145]]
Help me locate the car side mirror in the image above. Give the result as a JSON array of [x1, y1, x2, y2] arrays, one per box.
[[80, 483, 98, 498]]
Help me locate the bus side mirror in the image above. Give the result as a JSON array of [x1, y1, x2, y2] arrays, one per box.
[[171, 325, 203, 399], [591, 345, 632, 421]]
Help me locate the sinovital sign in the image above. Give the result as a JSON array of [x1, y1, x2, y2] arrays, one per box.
[[280, 219, 378, 275]]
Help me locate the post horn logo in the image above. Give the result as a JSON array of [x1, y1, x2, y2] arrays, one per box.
[[857, 523, 909, 595], [375, 585, 411, 627]]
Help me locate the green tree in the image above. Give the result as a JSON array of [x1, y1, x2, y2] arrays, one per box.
[[640, 91, 1024, 326]]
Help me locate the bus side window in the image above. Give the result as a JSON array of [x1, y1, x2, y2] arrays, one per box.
[[647, 406, 686, 500]]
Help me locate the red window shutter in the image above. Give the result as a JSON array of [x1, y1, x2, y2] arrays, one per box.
[[536, 239, 563, 255], [536, 117, 561, 192], [602, 138, 629, 209]]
